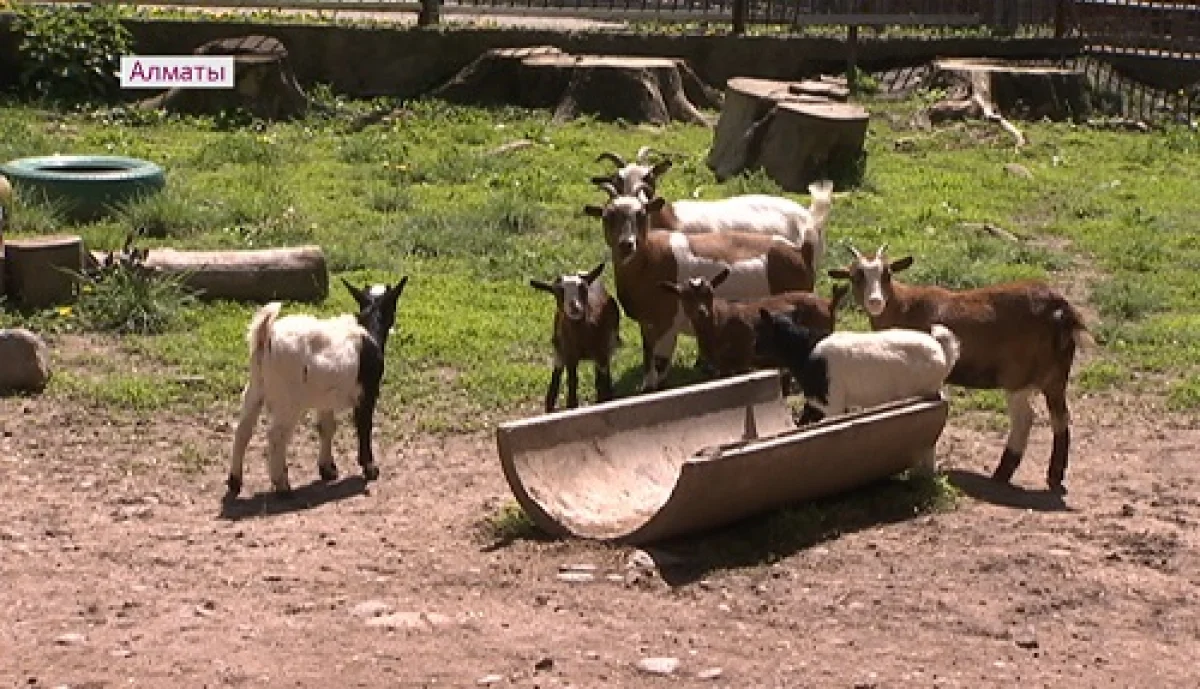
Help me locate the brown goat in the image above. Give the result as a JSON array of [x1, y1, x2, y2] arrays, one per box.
[[828, 244, 1093, 494], [658, 266, 848, 382], [584, 183, 816, 393], [530, 262, 622, 413]]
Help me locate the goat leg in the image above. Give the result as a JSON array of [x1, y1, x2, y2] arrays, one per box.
[[1046, 387, 1071, 494], [227, 383, 265, 497], [565, 364, 580, 409], [595, 363, 614, 403], [993, 388, 1035, 485], [353, 396, 381, 482], [266, 414, 300, 497], [316, 410, 339, 482], [544, 366, 563, 413]]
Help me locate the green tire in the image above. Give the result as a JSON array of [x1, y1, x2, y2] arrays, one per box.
[[0, 155, 166, 223]]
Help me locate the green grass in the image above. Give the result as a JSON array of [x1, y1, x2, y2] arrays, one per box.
[[1, 88, 1198, 428]]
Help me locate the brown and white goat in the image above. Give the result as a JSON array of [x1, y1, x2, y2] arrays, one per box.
[[530, 262, 621, 412], [584, 183, 816, 393], [658, 266, 848, 381], [591, 147, 672, 200], [828, 244, 1093, 494]]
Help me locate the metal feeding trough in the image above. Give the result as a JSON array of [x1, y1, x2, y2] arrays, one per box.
[[496, 370, 949, 545]]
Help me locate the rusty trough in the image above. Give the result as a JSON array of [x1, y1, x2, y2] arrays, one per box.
[[495, 370, 949, 545]]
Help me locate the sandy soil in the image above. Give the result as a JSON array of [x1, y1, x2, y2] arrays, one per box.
[[1, 338, 1198, 688]]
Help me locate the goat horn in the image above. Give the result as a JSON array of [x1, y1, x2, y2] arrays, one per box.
[[876, 243, 889, 258], [636, 145, 658, 163], [845, 244, 865, 260], [595, 152, 627, 168], [597, 181, 621, 199]]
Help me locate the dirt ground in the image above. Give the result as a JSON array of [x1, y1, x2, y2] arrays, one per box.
[[2, 340, 1198, 688]]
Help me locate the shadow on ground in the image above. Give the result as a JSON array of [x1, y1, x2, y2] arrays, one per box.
[[944, 468, 1072, 513], [218, 475, 369, 520], [484, 470, 956, 587]]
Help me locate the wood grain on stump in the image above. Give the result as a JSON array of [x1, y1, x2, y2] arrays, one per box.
[[139, 35, 310, 121], [139, 245, 328, 303], [433, 49, 720, 126], [4, 234, 84, 309], [707, 77, 869, 192]]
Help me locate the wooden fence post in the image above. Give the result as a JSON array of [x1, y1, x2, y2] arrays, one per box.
[[418, 0, 440, 27], [732, 0, 747, 35]]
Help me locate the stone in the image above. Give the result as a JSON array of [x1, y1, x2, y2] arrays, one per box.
[[350, 600, 392, 618], [366, 611, 428, 631], [0, 329, 51, 394], [477, 674, 505, 686], [54, 632, 86, 646], [556, 571, 595, 584], [636, 657, 681, 676], [697, 666, 724, 680]]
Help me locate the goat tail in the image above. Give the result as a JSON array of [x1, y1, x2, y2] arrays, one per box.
[[930, 323, 962, 372], [806, 179, 835, 233], [1054, 299, 1096, 353], [246, 302, 283, 364]]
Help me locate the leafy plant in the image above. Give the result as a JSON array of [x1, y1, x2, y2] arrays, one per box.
[[73, 240, 198, 335], [11, 3, 134, 104]]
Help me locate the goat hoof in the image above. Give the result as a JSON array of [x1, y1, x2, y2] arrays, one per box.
[[319, 463, 339, 482], [225, 475, 242, 497], [362, 464, 380, 482]]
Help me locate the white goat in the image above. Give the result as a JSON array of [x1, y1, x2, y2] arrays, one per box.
[[753, 309, 961, 424], [227, 277, 407, 497]]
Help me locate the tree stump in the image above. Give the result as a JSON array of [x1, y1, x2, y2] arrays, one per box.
[[431, 45, 567, 108], [707, 77, 870, 192], [134, 245, 329, 303], [924, 59, 1091, 125], [432, 50, 720, 126], [138, 35, 311, 121], [3, 234, 84, 309]]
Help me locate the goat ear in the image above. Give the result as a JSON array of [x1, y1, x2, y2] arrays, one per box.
[[658, 281, 681, 295], [890, 256, 914, 272], [758, 308, 773, 322], [650, 160, 673, 177], [646, 196, 666, 213], [342, 278, 368, 307], [584, 262, 606, 283], [583, 204, 605, 218], [830, 283, 850, 310], [590, 175, 615, 186], [827, 267, 852, 280], [390, 276, 409, 299], [529, 279, 556, 294], [710, 267, 732, 288]]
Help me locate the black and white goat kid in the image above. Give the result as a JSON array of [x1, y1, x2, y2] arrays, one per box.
[[227, 276, 408, 497]]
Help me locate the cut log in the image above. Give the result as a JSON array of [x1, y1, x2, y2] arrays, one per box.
[[432, 50, 721, 126], [134, 245, 329, 303], [925, 59, 1090, 124], [707, 77, 870, 192], [3, 234, 84, 309], [138, 35, 311, 121]]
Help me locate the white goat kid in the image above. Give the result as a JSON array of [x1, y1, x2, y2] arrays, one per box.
[[227, 277, 407, 497]]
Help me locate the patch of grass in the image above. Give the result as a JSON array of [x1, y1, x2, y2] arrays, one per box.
[[50, 370, 187, 410], [1167, 376, 1200, 412], [481, 500, 543, 542], [1091, 275, 1168, 321], [73, 258, 199, 335], [1076, 359, 1132, 393], [2, 93, 1197, 426]]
